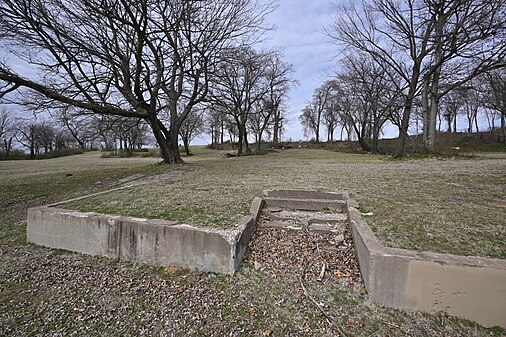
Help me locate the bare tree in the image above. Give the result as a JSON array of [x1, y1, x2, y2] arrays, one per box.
[[338, 54, 401, 153], [16, 121, 38, 159], [211, 46, 271, 155], [322, 81, 341, 143], [0, 109, 14, 158], [299, 83, 332, 143], [264, 53, 295, 145], [249, 52, 294, 151], [328, 0, 506, 156], [328, 0, 436, 156], [205, 104, 228, 148], [440, 89, 464, 133], [482, 69, 506, 143], [0, 0, 274, 163], [421, 0, 506, 152], [179, 107, 204, 156]]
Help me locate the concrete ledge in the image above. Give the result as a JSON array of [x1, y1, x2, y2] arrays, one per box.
[[263, 197, 346, 212], [264, 189, 349, 200], [27, 198, 263, 274], [347, 200, 506, 328]]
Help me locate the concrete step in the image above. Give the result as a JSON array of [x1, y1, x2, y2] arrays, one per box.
[[263, 197, 346, 212], [264, 189, 349, 200]]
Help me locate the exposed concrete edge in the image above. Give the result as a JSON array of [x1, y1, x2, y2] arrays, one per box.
[[27, 196, 264, 275], [263, 197, 346, 212], [346, 199, 506, 328], [264, 189, 349, 200]]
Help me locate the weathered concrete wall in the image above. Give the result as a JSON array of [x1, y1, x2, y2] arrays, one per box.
[[27, 198, 263, 274], [264, 189, 349, 200], [347, 200, 506, 328], [263, 197, 346, 212]]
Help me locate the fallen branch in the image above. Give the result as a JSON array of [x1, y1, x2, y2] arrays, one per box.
[[299, 262, 348, 337]]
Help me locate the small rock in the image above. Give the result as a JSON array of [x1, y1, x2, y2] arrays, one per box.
[[335, 234, 345, 244], [254, 261, 262, 270]]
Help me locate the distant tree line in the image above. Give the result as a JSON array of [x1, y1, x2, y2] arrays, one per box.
[[0, 109, 151, 159], [300, 0, 505, 155]]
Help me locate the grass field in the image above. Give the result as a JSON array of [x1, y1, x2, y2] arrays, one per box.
[[69, 147, 506, 259], [1, 149, 505, 336]]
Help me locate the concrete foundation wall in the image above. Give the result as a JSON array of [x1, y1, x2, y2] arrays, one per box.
[[26, 188, 506, 328], [264, 189, 349, 200], [263, 197, 346, 212], [27, 199, 263, 274], [347, 201, 506, 328]]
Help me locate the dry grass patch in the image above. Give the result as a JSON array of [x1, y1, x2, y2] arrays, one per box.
[[1, 149, 505, 335], [68, 148, 506, 259]]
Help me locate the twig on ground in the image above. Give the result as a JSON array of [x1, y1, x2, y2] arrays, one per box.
[[317, 261, 326, 282], [384, 321, 400, 329], [299, 261, 348, 337]]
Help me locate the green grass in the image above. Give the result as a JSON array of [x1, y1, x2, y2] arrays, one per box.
[[66, 148, 506, 259], [0, 152, 176, 246], [0, 149, 504, 335]]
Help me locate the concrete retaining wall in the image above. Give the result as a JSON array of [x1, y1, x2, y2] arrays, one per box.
[[27, 198, 264, 274], [26, 186, 506, 328], [347, 200, 506, 328]]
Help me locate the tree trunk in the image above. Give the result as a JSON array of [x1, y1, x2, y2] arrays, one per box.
[[447, 115, 452, 132], [220, 120, 224, 145], [256, 132, 262, 152], [474, 112, 479, 133], [243, 126, 249, 150], [273, 114, 279, 144], [167, 126, 184, 163], [147, 116, 184, 164], [501, 113, 506, 143], [236, 124, 244, 156], [394, 99, 414, 158], [183, 137, 190, 155], [210, 125, 215, 149], [422, 76, 430, 146]]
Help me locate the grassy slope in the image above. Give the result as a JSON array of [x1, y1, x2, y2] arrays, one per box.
[[0, 150, 504, 336], [69, 148, 506, 259]]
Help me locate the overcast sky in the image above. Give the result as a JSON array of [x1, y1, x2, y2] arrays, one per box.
[[1, 1, 338, 143], [261, 0, 338, 141]]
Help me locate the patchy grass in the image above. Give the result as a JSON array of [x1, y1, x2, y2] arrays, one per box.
[[0, 152, 175, 246], [0, 149, 504, 336], [69, 148, 506, 259]]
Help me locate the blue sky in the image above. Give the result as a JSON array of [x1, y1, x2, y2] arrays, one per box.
[[2, 0, 494, 144], [261, 0, 338, 141], [1, 0, 338, 143]]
